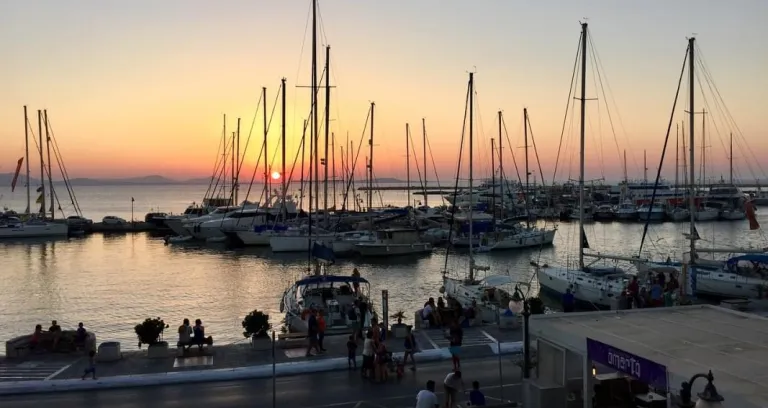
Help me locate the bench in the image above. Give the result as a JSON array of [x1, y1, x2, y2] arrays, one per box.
[[176, 336, 213, 356], [277, 332, 307, 349]]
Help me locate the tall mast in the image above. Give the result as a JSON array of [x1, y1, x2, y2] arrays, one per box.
[[491, 137, 496, 225], [236, 118, 241, 204], [468, 72, 475, 280], [44, 110, 54, 218], [729, 132, 733, 185], [422, 118, 428, 207], [37, 110, 46, 218], [498, 111, 503, 218], [687, 37, 697, 262], [332, 132, 336, 210], [23, 106, 31, 214], [368, 102, 375, 213], [623, 150, 628, 184], [524, 108, 530, 228], [643, 150, 648, 183], [232, 131, 236, 201], [701, 108, 707, 186], [222, 114, 227, 199], [675, 124, 679, 197], [577, 22, 588, 270], [281, 78, 287, 214], [406, 123, 410, 207], [263, 87, 269, 204], [311, 0, 318, 221], [323, 45, 331, 219], [682, 122, 688, 188], [349, 139, 355, 210]]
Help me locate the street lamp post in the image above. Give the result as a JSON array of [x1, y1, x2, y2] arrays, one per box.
[[677, 370, 725, 408], [511, 284, 532, 379]]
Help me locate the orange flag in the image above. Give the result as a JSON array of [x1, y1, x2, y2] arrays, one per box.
[[745, 200, 760, 230]]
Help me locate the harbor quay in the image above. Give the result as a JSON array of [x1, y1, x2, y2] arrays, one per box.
[[0, 324, 523, 397], [0, 357, 523, 408]]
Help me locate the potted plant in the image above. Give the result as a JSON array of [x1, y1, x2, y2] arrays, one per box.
[[134, 317, 169, 359], [390, 310, 410, 338], [527, 296, 546, 315], [242, 309, 272, 350]]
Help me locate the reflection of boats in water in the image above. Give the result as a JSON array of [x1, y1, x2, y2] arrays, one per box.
[[281, 243, 376, 334]]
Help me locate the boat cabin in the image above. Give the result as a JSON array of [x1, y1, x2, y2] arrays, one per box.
[[374, 228, 421, 244], [726, 254, 768, 279], [290, 275, 372, 329]]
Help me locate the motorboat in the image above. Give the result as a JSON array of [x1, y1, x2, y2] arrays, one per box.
[[694, 203, 720, 221], [269, 226, 335, 253], [615, 200, 638, 221], [355, 228, 432, 257], [593, 204, 615, 221], [234, 224, 290, 246], [666, 206, 690, 222], [637, 201, 666, 222], [331, 230, 376, 255], [442, 271, 518, 323], [487, 223, 557, 251]]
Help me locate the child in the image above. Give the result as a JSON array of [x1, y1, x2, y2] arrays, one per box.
[[468, 381, 486, 406], [82, 350, 97, 380], [346, 335, 358, 369]]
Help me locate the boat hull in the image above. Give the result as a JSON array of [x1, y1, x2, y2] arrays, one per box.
[[535, 265, 623, 309], [0, 223, 69, 239], [269, 234, 335, 253], [490, 229, 556, 250], [355, 242, 432, 257]]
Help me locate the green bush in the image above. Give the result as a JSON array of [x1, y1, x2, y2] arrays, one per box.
[[242, 309, 271, 338], [134, 317, 168, 347]]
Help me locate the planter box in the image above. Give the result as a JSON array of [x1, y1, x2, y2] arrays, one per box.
[[97, 341, 122, 362], [391, 324, 409, 338], [251, 335, 274, 351], [147, 341, 169, 359]]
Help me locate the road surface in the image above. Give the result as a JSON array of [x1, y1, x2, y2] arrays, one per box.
[[0, 357, 522, 407]]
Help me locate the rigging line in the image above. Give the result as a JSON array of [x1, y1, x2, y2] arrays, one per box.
[[211, 127, 231, 199], [694, 59, 757, 182], [525, 113, 557, 231], [552, 33, 583, 185], [337, 106, 371, 219], [637, 44, 688, 257], [45, 117, 81, 215], [423, 121, 446, 206], [586, 38, 606, 180], [695, 44, 767, 179], [272, 118, 309, 227], [407, 126, 427, 203], [201, 121, 227, 203], [588, 32, 640, 177], [442, 77, 471, 274], [234, 91, 265, 185], [501, 114, 526, 201]]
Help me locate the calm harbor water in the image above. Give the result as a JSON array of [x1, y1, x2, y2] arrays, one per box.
[[1, 184, 766, 354]]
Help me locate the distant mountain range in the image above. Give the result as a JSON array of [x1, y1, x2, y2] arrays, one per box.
[[0, 173, 406, 187]]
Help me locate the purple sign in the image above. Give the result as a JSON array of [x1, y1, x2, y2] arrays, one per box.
[[586, 338, 668, 390]]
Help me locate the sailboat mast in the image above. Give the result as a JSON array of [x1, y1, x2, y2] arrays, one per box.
[[682, 122, 688, 188], [44, 110, 54, 218], [232, 131, 236, 201], [422, 118, 428, 207], [729, 132, 733, 185], [263, 87, 269, 204], [37, 110, 46, 218], [701, 108, 707, 185], [675, 124, 679, 197], [332, 132, 336, 209], [524, 108, 530, 228], [223, 114, 227, 199], [578, 23, 588, 269], [368, 102, 375, 213], [468, 72, 475, 280], [491, 137, 495, 224], [643, 150, 648, 183], [23, 106, 31, 214], [281, 78, 287, 213], [623, 150, 627, 184], [687, 37, 697, 260], [323, 45, 331, 218], [498, 111, 503, 217], [406, 123, 410, 206], [236, 117, 241, 204], [311, 0, 318, 224]]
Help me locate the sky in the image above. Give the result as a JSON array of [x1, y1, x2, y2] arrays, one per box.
[[1, 0, 766, 184]]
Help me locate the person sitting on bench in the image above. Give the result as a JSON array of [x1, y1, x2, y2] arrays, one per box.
[[178, 318, 194, 351], [192, 319, 206, 350]]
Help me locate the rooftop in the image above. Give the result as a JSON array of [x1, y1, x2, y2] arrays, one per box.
[[529, 305, 768, 408]]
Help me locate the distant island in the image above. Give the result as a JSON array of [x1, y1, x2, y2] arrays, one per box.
[[0, 173, 406, 187]]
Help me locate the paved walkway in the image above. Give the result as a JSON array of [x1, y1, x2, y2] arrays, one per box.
[[0, 357, 522, 407], [0, 326, 520, 381]]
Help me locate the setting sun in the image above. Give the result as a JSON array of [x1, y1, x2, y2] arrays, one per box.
[[271, 171, 281, 180]]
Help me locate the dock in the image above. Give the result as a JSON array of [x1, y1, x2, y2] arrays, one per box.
[[88, 222, 159, 234]]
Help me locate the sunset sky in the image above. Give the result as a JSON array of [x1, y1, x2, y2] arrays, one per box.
[[1, 0, 766, 184]]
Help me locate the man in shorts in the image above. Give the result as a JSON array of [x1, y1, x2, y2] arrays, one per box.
[[443, 370, 464, 408]]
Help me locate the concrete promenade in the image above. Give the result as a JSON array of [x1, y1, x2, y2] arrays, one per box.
[[0, 325, 523, 396], [0, 357, 523, 408]]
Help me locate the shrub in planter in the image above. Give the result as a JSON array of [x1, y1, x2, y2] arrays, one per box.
[[135, 317, 169, 348], [242, 309, 271, 339], [390, 310, 406, 325], [527, 297, 545, 315]]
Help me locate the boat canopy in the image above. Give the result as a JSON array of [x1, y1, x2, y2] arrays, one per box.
[[295, 275, 370, 286], [479, 275, 514, 287], [726, 254, 768, 266]]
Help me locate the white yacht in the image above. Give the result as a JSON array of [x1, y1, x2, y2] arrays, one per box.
[[443, 268, 519, 323], [355, 228, 432, 257], [666, 206, 690, 222], [694, 203, 720, 221], [269, 226, 335, 253], [488, 223, 557, 251], [164, 205, 212, 236], [180, 206, 242, 237], [615, 200, 638, 221], [0, 216, 69, 239], [192, 208, 269, 241], [637, 201, 666, 222]]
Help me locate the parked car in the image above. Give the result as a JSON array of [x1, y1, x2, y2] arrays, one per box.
[[66, 215, 93, 226], [102, 216, 127, 225]]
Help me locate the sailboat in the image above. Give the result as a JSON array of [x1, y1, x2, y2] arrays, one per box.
[[1, 107, 68, 239], [534, 23, 634, 309], [442, 72, 517, 322], [633, 36, 768, 300]]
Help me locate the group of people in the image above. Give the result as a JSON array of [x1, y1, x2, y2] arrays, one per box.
[[416, 372, 488, 407], [304, 307, 328, 356], [624, 270, 680, 309], [29, 320, 89, 351], [177, 318, 208, 352], [420, 296, 478, 329]]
